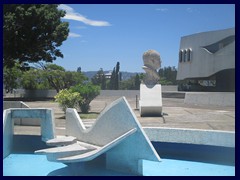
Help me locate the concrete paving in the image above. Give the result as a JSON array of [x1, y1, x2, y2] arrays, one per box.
[[13, 93, 235, 136]]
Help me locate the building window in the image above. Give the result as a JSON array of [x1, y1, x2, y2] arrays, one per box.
[[179, 50, 183, 62], [179, 49, 192, 63], [183, 50, 187, 62], [187, 48, 192, 62], [181, 50, 185, 62]]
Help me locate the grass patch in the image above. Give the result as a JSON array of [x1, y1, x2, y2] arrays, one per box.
[[79, 112, 99, 119]]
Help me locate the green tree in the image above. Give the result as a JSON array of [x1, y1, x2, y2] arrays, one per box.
[[119, 78, 134, 90], [3, 4, 69, 68], [109, 62, 120, 90], [158, 66, 177, 85], [42, 64, 86, 92], [119, 74, 141, 90], [70, 83, 100, 113], [19, 63, 86, 92], [115, 62, 120, 90], [91, 68, 106, 90], [159, 77, 173, 85], [109, 67, 116, 90], [77, 67, 82, 73], [42, 65, 66, 92], [134, 74, 141, 90], [3, 63, 22, 93], [21, 68, 51, 90]]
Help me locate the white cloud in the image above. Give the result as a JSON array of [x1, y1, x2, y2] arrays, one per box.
[[58, 4, 111, 27], [186, 8, 193, 13], [156, 8, 168, 12], [58, 4, 74, 12], [69, 32, 81, 38]]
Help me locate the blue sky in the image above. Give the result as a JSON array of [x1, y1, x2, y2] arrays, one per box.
[[55, 4, 235, 73]]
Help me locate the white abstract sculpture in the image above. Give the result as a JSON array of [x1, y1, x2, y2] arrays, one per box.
[[140, 50, 163, 116], [35, 97, 160, 175]]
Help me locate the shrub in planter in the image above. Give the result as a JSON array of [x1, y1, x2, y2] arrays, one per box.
[[54, 89, 82, 113], [70, 83, 100, 113]]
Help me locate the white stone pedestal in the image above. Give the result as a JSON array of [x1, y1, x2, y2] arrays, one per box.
[[139, 84, 162, 117]]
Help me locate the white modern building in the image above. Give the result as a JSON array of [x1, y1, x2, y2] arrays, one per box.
[[104, 71, 112, 79], [177, 28, 235, 92]]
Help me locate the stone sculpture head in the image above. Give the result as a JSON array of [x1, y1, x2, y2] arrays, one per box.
[[142, 50, 161, 85], [142, 50, 161, 70]]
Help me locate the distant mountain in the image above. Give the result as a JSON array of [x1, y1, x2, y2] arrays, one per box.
[[82, 71, 140, 81], [120, 71, 138, 80], [82, 71, 99, 80]]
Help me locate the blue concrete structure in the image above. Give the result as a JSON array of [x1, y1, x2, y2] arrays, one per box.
[[3, 108, 56, 158]]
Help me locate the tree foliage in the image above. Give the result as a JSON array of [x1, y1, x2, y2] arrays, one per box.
[[3, 4, 69, 67], [109, 62, 120, 90], [109, 67, 116, 90], [41, 64, 86, 92], [21, 68, 50, 90], [77, 67, 82, 73], [118, 66, 178, 90], [119, 73, 142, 90], [70, 83, 100, 113], [54, 89, 82, 113], [5, 63, 86, 92], [115, 62, 120, 90], [134, 74, 141, 89], [158, 66, 177, 85], [91, 68, 106, 90], [3, 63, 22, 93]]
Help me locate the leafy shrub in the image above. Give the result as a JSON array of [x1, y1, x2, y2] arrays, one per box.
[[54, 89, 82, 113], [70, 83, 100, 113]]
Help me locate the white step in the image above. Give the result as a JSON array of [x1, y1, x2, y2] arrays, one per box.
[[46, 136, 77, 146], [56, 128, 137, 163], [35, 142, 95, 161]]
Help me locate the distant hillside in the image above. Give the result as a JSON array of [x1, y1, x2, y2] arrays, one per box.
[[121, 71, 138, 80], [83, 71, 140, 81], [82, 71, 99, 80]]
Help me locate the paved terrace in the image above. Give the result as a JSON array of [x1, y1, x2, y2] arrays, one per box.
[[13, 90, 235, 136]]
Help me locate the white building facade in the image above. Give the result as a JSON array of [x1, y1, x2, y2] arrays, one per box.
[[177, 28, 235, 91]]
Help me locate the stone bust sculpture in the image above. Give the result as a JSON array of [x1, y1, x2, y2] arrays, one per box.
[[142, 50, 161, 85]]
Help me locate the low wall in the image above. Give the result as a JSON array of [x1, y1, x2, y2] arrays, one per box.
[[184, 92, 235, 106], [99, 90, 139, 98], [6, 86, 178, 99], [3, 101, 29, 110], [23, 89, 57, 98], [144, 127, 235, 148], [99, 88, 183, 99], [161, 85, 178, 91], [3, 101, 40, 126]]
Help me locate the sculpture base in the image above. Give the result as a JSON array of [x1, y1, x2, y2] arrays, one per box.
[[139, 84, 162, 117]]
